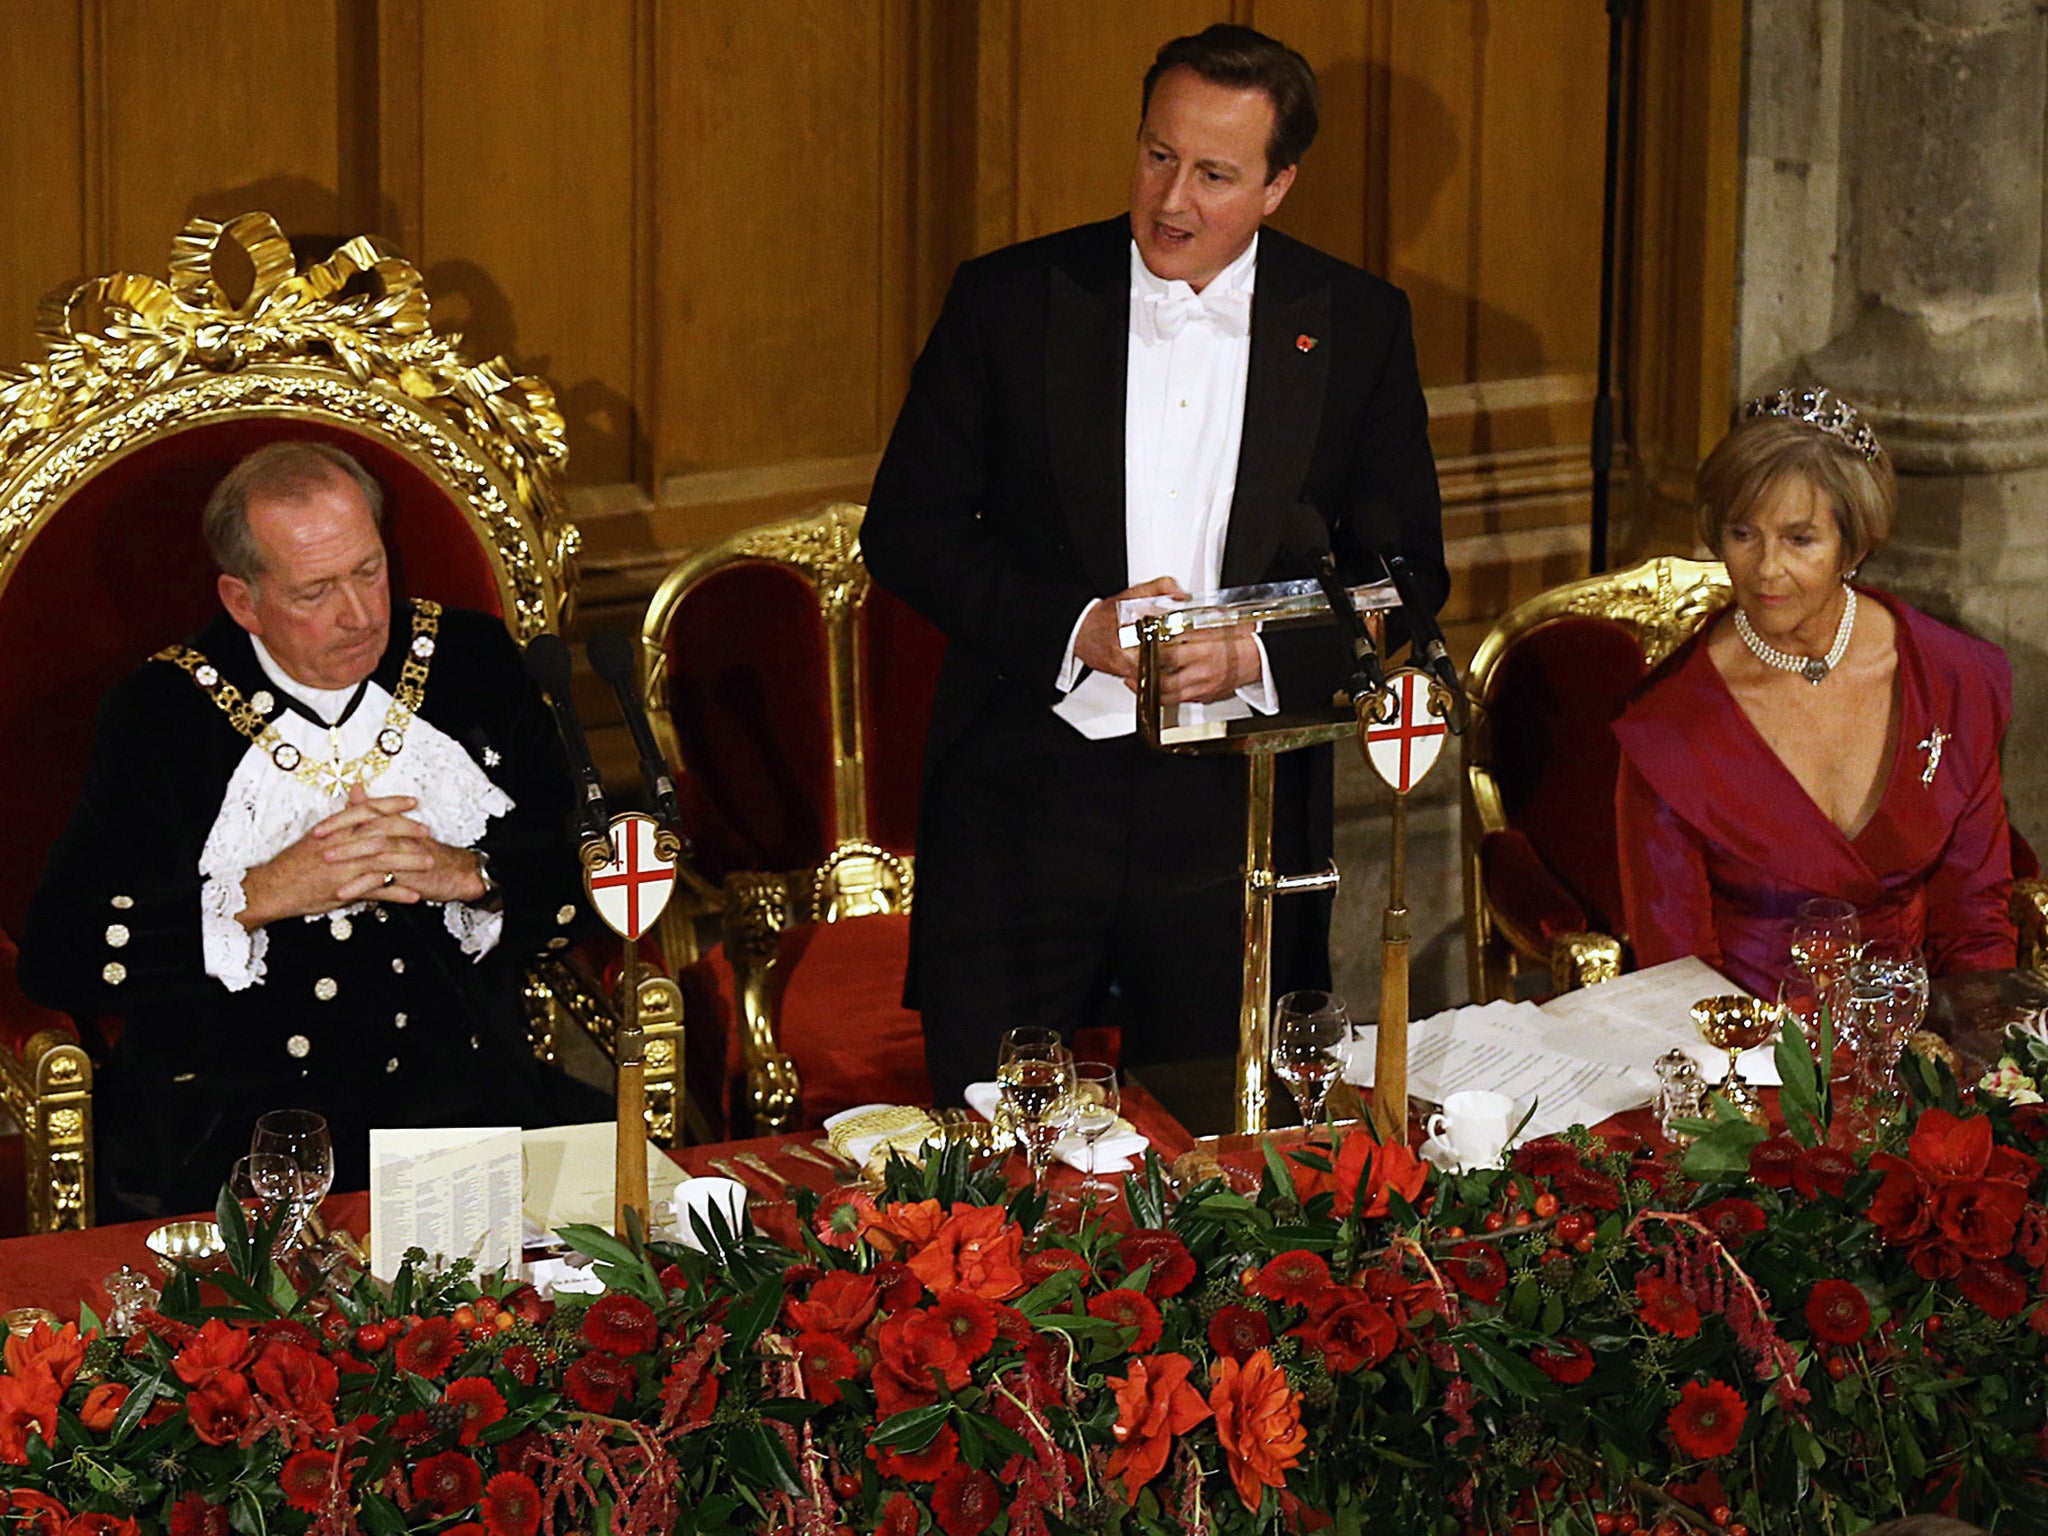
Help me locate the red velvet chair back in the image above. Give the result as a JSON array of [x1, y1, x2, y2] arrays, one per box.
[[0, 420, 501, 940], [1477, 618, 1648, 934], [645, 504, 944, 882]]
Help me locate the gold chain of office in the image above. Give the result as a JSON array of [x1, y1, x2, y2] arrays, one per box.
[[154, 601, 441, 792]]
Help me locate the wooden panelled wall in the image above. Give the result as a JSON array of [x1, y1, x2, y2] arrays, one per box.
[[0, 0, 1738, 629]]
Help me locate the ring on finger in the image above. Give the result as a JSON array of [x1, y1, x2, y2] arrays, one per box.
[[381, 871, 397, 888]]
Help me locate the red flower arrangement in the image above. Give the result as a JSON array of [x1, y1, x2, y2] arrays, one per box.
[[1803, 1279, 1872, 1344]]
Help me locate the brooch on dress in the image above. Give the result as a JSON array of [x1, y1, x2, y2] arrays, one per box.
[[1918, 726, 1950, 786]]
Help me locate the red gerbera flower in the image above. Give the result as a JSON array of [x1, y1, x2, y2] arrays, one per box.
[[563, 1351, 636, 1414], [1959, 1261, 2029, 1320], [932, 1464, 1002, 1536], [1088, 1289, 1165, 1353], [877, 1492, 923, 1536], [1118, 1231, 1197, 1298], [1793, 1147, 1858, 1201], [1748, 1135, 1800, 1189], [394, 1316, 463, 1379], [1020, 1248, 1092, 1288], [1247, 1249, 1330, 1307], [1445, 1242, 1509, 1304], [444, 1377, 508, 1446], [1530, 1337, 1595, 1385], [1667, 1379, 1746, 1459], [868, 1422, 960, 1482], [794, 1331, 859, 1404], [1804, 1279, 1872, 1343], [1208, 1304, 1274, 1362], [412, 1452, 485, 1517], [1694, 1198, 1767, 1247], [279, 1449, 336, 1514], [930, 1292, 999, 1362], [167, 1495, 229, 1536], [580, 1294, 659, 1357], [1636, 1274, 1702, 1338], [480, 1471, 541, 1536]]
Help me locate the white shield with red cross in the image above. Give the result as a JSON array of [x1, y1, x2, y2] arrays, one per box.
[[1363, 668, 1450, 794], [587, 812, 677, 940]]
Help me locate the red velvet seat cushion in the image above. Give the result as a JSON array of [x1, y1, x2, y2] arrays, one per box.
[[679, 915, 928, 1135], [1482, 617, 1651, 939]]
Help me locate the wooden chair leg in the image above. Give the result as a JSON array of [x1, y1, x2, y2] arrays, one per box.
[[725, 874, 802, 1134]]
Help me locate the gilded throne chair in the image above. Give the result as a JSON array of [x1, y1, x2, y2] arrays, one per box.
[[638, 503, 946, 1135], [0, 212, 656, 1229], [1462, 555, 2048, 1003]]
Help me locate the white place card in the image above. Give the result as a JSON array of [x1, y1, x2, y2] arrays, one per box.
[[369, 1126, 523, 1282]]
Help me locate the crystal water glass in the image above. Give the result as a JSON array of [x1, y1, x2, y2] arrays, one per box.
[[1271, 990, 1348, 1130]]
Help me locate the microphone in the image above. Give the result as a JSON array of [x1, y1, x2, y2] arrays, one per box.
[[587, 628, 690, 853], [1279, 504, 1388, 712], [1383, 552, 1470, 735], [523, 633, 613, 864]]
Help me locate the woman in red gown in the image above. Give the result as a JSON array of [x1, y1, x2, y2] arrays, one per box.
[[1613, 389, 2016, 999]]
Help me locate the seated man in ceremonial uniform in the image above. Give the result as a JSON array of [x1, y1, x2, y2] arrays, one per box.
[[21, 441, 606, 1220]]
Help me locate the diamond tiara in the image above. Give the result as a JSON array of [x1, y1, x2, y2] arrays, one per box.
[[1739, 386, 1884, 463]]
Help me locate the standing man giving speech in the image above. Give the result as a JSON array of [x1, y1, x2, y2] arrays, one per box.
[[863, 25, 1446, 1105]]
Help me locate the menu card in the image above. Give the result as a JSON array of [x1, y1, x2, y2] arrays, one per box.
[[369, 1127, 523, 1282]]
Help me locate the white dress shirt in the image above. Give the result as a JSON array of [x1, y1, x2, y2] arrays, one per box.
[[1053, 235, 1277, 738]]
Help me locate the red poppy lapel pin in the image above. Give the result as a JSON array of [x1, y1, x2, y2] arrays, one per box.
[[1296, 333, 1318, 353]]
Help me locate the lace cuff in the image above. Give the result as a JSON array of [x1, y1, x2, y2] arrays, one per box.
[[443, 900, 504, 960], [200, 871, 269, 992]]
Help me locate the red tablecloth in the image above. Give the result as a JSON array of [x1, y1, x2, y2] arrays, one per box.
[[0, 1084, 1194, 1320]]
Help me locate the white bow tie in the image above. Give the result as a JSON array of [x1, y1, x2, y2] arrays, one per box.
[[1142, 284, 1252, 342]]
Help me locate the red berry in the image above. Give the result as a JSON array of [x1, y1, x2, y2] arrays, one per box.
[[451, 1305, 478, 1331], [1925, 1315, 1942, 1336], [1826, 1356, 1849, 1380], [1594, 1515, 1619, 1535], [1484, 1212, 1507, 1232], [1557, 1213, 1587, 1243], [354, 1322, 387, 1353], [1615, 1516, 1639, 1535], [1730, 1526, 1752, 1536], [1711, 1507, 1733, 1527], [1512, 1210, 1533, 1227], [1534, 1192, 1560, 1218], [1652, 1522, 1682, 1536], [831, 1473, 860, 1499], [1573, 1234, 1595, 1253], [1445, 1225, 1466, 1238]]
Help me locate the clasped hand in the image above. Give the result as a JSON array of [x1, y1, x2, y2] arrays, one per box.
[[236, 783, 487, 930], [1072, 575, 1262, 707]]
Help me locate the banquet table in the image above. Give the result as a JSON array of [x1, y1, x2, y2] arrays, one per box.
[[0, 1083, 1196, 1320]]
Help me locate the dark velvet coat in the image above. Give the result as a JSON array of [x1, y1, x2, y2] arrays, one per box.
[[20, 602, 594, 1216]]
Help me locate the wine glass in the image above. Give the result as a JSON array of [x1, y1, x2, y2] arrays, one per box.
[[1791, 898, 1862, 989], [999, 1040, 1078, 1209], [1066, 1061, 1122, 1211], [1845, 941, 1929, 1101], [1778, 966, 1853, 1085], [250, 1110, 333, 1260], [1271, 990, 1348, 1131]]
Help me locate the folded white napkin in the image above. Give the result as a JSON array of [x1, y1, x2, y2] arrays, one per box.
[[821, 1103, 941, 1166], [964, 1082, 1150, 1173]]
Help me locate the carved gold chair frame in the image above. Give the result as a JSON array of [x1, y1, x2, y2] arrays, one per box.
[[638, 502, 913, 1132], [0, 213, 673, 1227], [1462, 556, 1731, 1001]]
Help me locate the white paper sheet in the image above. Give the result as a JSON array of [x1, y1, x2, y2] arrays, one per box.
[[369, 1127, 523, 1282], [1338, 957, 1772, 1139]]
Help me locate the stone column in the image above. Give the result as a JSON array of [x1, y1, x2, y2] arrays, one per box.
[[1799, 0, 2048, 834]]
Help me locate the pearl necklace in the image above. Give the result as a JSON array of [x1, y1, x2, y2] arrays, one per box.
[[1733, 586, 1857, 686]]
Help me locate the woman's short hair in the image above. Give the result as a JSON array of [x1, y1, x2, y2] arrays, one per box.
[[1695, 403, 1896, 571], [203, 440, 385, 583]]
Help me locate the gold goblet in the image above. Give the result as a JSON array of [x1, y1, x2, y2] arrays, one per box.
[[145, 1220, 228, 1277], [1690, 996, 1779, 1126]]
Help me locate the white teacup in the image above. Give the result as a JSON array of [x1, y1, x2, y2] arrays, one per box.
[[1426, 1090, 1519, 1170], [669, 1176, 749, 1249]]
